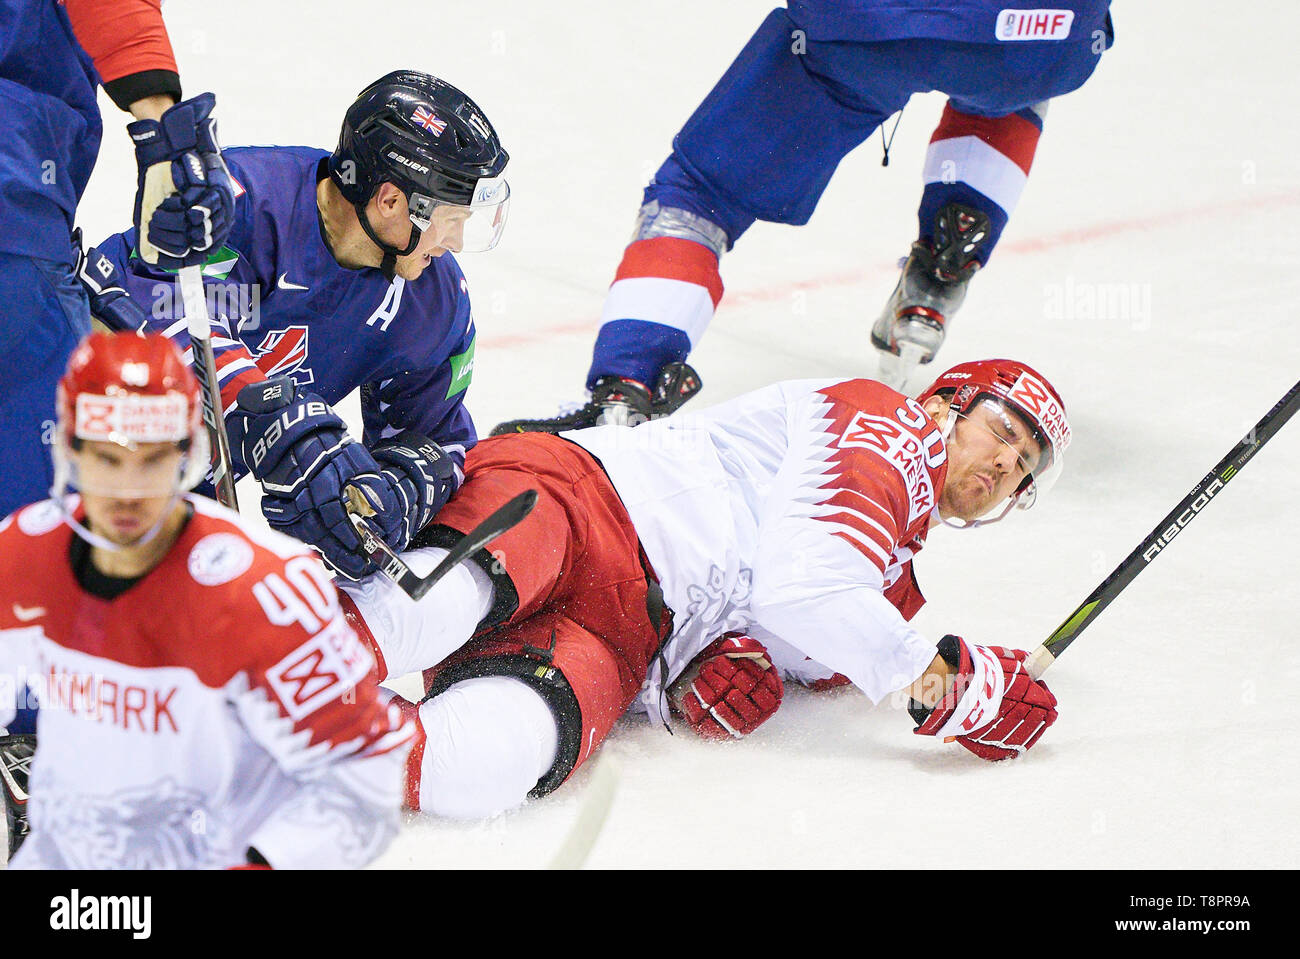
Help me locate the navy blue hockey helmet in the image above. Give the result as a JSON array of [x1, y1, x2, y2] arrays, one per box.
[[329, 70, 510, 258]]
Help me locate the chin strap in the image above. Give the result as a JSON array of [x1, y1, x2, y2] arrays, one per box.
[[933, 405, 1028, 530], [56, 492, 180, 553], [50, 458, 186, 554], [939, 494, 1020, 531], [354, 201, 422, 282]]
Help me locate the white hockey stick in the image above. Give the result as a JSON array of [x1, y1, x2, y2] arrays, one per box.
[[179, 264, 239, 510]]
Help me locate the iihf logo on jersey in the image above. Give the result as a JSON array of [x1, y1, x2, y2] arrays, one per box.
[[253, 325, 314, 384], [996, 8, 1074, 41]]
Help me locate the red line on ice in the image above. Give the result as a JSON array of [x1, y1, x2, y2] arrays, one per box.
[[479, 189, 1300, 351]]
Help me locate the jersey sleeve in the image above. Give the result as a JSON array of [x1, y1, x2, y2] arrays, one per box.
[[228, 551, 414, 868], [747, 383, 946, 702], [63, 0, 182, 111], [93, 228, 269, 427], [360, 313, 477, 486]]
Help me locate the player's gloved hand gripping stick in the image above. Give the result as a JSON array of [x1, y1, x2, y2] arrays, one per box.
[[134, 94, 241, 509], [75, 231, 238, 511], [229, 378, 537, 595], [915, 379, 1298, 760], [130, 92, 236, 270], [1024, 378, 1300, 679]]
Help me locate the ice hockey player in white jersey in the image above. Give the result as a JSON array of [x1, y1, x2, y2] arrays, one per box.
[[0, 331, 413, 868], [336, 357, 1068, 818]]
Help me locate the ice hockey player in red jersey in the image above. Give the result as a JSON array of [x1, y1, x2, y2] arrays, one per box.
[[337, 357, 1069, 818], [0, 332, 412, 868]]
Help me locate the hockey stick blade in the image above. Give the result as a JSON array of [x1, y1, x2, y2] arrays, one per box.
[[346, 488, 538, 601], [1025, 378, 1300, 679], [180, 265, 240, 511]]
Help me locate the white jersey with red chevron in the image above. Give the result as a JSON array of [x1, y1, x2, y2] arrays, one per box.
[[565, 377, 949, 720], [0, 496, 413, 869]]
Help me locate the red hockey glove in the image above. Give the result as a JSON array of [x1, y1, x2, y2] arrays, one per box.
[[911, 635, 1057, 761], [668, 633, 783, 740]]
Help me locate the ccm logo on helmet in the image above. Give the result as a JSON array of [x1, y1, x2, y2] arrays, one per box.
[[1008, 372, 1071, 453], [385, 150, 430, 175]]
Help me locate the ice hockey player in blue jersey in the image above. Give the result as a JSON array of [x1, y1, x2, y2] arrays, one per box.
[[0, 0, 235, 521], [83, 70, 511, 580], [493, 1, 1114, 434]]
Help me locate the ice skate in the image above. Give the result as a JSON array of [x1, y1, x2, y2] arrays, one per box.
[[871, 203, 990, 391], [491, 362, 702, 435]]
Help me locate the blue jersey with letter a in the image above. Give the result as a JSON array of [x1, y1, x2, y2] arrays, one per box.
[[95, 146, 478, 483]]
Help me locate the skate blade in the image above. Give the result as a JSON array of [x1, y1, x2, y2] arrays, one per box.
[[876, 342, 927, 392]]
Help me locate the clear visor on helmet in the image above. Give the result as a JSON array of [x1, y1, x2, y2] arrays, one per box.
[[60, 438, 207, 499], [959, 396, 1065, 514], [408, 176, 510, 253]]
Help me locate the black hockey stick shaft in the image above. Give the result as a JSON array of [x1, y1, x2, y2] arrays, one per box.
[[180, 266, 240, 511], [1026, 379, 1300, 679], [345, 488, 537, 601]]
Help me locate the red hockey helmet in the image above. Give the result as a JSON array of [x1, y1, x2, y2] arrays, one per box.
[[53, 332, 209, 497], [918, 358, 1070, 513]]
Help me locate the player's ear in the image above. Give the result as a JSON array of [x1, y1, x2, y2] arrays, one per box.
[[921, 393, 951, 431], [372, 182, 405, 221]]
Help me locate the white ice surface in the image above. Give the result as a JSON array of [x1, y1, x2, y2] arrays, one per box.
[[74, 0, 1300, 868]]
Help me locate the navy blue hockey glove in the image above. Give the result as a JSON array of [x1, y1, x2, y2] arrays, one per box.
[[371, 430, 458, 544], [232, 378, 433, 579], [74, 229, 149, 332], [129, 92, 236, 269]]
